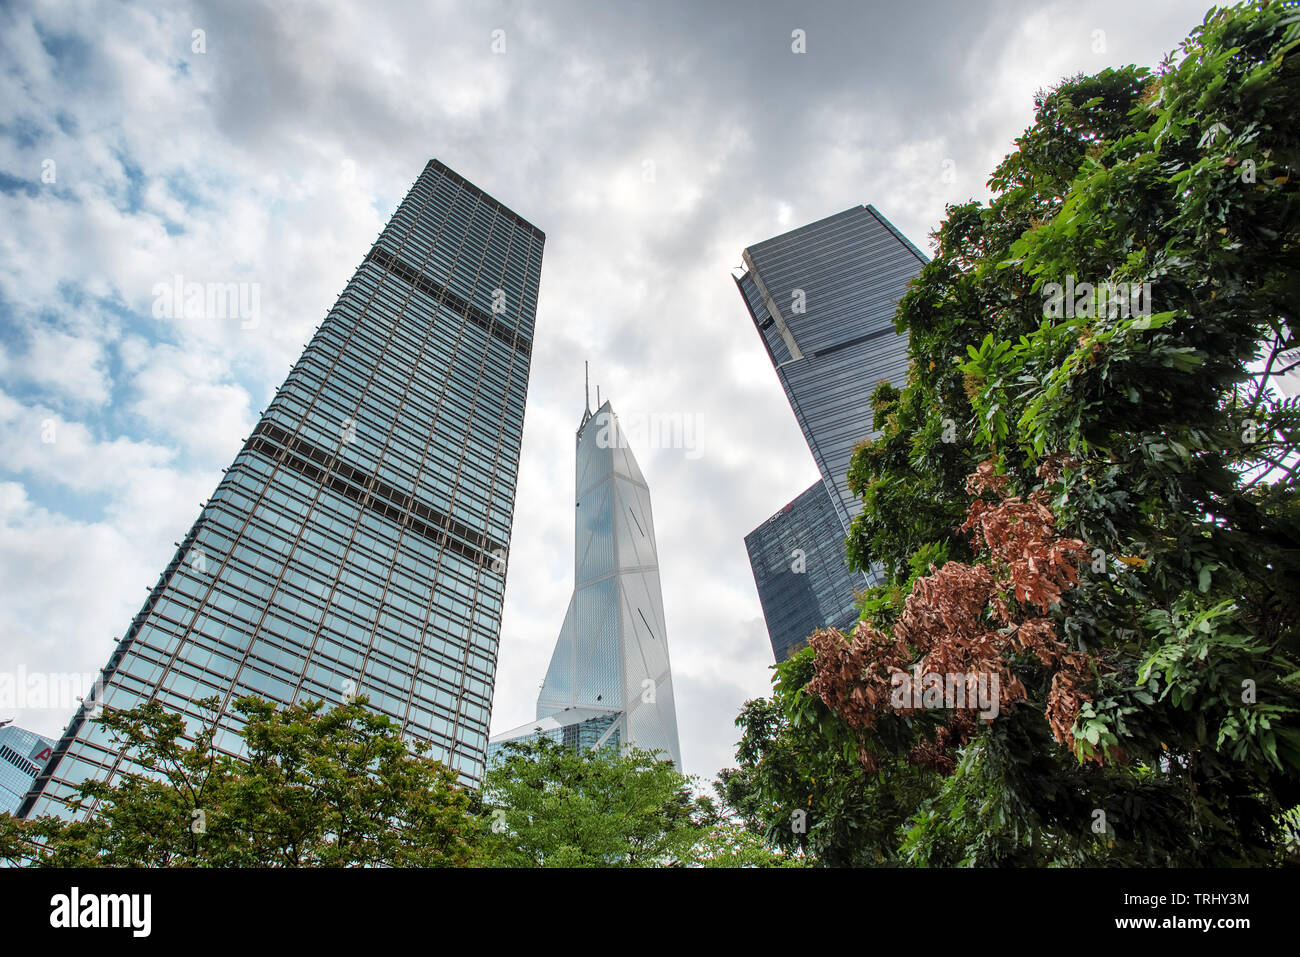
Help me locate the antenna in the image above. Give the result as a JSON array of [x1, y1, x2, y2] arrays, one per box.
[[585, 361, 591, 414], [597, 384, 601, 408]]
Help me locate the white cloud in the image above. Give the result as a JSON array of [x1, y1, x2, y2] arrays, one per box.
[[0, 328, 113, 406], [121, 341, 254, 463], [0, 482, 174, 738]]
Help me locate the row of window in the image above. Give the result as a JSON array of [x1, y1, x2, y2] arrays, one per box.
[[182, 502, 498, 642], [227, 434, 513, 571], [312, 282, 528, 410], [290, 319, 522, 485], [371, 204, 541, 329], [114, 624, 489, 726]]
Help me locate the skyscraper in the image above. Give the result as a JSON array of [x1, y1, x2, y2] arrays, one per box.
[[489, 397, 682, 769], [744, 480, 862, 661], [736, 205, 925, 660], [0, 724, 54, 816], [22, 160, 543, 818]]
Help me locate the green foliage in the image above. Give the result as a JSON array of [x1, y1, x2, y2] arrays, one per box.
[[480, 736, 794, 867], [716, 650, 939, 866], [0, 695, 480, 867]]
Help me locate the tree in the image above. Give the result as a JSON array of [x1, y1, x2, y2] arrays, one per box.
[[480, 736, 795, 867], [716, 651, 939, 867], [1, 695, 481, 867], [731, 1, 1300, 866]]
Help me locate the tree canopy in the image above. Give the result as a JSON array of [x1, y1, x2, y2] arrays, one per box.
[[480, 735, 794, 867], [1, 695, 480, 867], [2, 698, 793, 868]]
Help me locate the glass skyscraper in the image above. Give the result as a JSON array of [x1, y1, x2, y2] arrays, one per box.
[[0, 725, 54, 817], [736, 205, 925, 660], [489, 398, 682, 769], [744, 480, 862, 661], [21, 160, 543, 818]]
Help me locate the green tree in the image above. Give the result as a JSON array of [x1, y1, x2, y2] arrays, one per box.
[[480, 736, 794, 867], [1, 695, 481, 867], [716, 650, 938, 867]]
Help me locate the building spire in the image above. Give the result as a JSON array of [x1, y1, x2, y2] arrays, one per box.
[[579, 361, 593, 435]]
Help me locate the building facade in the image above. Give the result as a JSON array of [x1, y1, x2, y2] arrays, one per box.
[[744, 480, 863, 661], [736, 205, 925, 660], [489, 399, 682, 769], [0, 725, 54, 817], [22, 160, 543, 818]]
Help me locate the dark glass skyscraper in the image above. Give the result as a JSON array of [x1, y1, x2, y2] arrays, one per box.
[[744, 480, 862, 661], [22, 160, 543, 817], [736, 205, 925, 660]]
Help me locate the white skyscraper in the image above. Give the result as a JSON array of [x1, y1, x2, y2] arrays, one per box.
[[490, 396, 682, 768]]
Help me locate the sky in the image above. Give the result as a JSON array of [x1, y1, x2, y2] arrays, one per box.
[[0, 0, 1217, 787]]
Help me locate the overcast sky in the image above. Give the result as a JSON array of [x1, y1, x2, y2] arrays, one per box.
[[0, 0, 1214, 787]]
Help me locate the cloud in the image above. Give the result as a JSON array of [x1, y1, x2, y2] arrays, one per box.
[[0, 482, 173, 737], [119, 339, 255, 464], [0, 328, 113, 406]]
